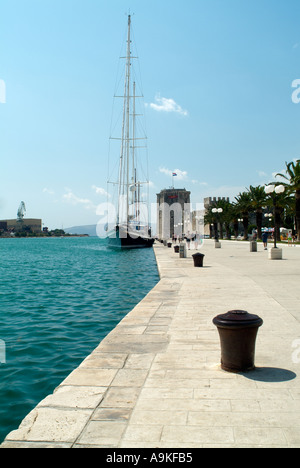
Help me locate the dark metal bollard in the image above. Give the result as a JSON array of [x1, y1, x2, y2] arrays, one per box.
[[213, 310, 263, 372], [174, 245, 179, 253], [167, 242, 172, 248], [192, 252, 205, 267]]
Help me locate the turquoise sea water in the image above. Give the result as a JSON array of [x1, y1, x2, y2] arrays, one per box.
[[0, 237, 159, 443]]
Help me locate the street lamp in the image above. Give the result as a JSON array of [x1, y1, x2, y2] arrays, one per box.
[[265, 184, 285, 196], [264, 184, 285, 253], [237, 218, 243, 238], [264, 212, 273, 225], [275, 185, 285, 195], [264, 213, 273, 220], [264, 212, 273, 242]]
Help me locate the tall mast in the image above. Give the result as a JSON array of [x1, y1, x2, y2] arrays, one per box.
[[117, 14, 132, 224], [113, 14, 149, 230], [125, 14, 131, 223], [132, 81, 136, 214]]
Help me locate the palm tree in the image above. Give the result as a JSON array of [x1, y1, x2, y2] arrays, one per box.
[[247, 185, 267, 240], [216, 199, 235, 239], [276, 160, 300, 240], [204, 209, 215, 239], [233, 192, 252, 240], [205, 203, 224, 240]]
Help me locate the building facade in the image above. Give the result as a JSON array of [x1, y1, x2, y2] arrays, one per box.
[[203, 197, 230, 236], [0, 219, 42, 233], [156, 188, 191, 239]]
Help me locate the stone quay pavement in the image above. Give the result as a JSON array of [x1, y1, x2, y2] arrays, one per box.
[[1, 239, 300, 448]]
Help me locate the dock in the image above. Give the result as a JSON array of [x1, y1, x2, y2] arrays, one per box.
[[1, 239, 300, 448]]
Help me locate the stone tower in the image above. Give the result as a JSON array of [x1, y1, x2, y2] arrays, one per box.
[[156, 188, 191, 239]]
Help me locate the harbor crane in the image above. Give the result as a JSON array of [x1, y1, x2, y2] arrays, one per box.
[[17, 201, 26, 223]]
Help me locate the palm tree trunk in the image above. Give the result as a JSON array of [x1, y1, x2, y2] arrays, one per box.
[[233, 220, 239, 238], [256, 209, 263, 240], [213, 222, 218, 240], [274, 206, 281, 245], [225, 223, 231, 239], [242, 215, 249, 240], [219, 222, 224, 239]]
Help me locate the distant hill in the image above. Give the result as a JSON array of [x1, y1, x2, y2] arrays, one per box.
[[64, 224, 97, 236]]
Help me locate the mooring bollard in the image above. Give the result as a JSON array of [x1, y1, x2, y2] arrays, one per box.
[[212, 310, 263, 372], [192, 252, 205, 267]]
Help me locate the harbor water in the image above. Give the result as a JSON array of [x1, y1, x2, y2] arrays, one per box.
[[0, 236, 159, 443]]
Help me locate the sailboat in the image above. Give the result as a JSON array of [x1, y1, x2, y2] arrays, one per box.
[[106, 15, 155, 249]]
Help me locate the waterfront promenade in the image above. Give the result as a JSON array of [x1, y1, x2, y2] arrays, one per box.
[[1, 239, 300, 448]]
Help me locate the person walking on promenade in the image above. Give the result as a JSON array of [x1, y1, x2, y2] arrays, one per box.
[[262, 231, 269, 250], [185, 231, 191, 250], [194, 232, 199, 250]]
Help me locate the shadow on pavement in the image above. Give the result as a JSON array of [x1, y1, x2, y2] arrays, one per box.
[[241, 367, 297, 382]]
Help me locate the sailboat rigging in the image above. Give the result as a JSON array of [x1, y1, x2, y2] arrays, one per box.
[[106, 15, 154, 249]]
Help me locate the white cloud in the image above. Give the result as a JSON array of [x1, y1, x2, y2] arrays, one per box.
[[63, 189, 95, 210], [159, 167, 188, 180], [192, 179, 208, 186], [159, 167, 172, 177], [148, 95, 188, 116], [147, 180, 157, 190], [92, 185, 111, 198], [43, 187, 55, 195]]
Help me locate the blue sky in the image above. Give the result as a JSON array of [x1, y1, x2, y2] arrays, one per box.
[[1, 0, 300, 229]]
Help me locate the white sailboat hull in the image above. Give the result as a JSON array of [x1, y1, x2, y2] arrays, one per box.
[[107, 224, 154, 249]]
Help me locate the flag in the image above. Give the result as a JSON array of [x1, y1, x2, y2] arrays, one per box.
[[172, 172, 177, 176]]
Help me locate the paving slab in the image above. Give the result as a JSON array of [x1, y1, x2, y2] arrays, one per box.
[[1, 239, 300, 448]]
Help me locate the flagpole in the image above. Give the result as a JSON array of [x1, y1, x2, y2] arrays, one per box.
[[172, 172, 177, 189]]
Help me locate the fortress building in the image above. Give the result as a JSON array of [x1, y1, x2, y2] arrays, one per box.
[[204, 197, 230, 237], [156, 188, 191, 239]]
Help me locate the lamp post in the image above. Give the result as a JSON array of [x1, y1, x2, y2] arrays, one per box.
[[264, 184, 285, 248], [212, 207, 223, 247], [178, 222, 183, 241], [238, 218, 243, 238], [264, 184, 285, 259], [264, 212, 273, 225]]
